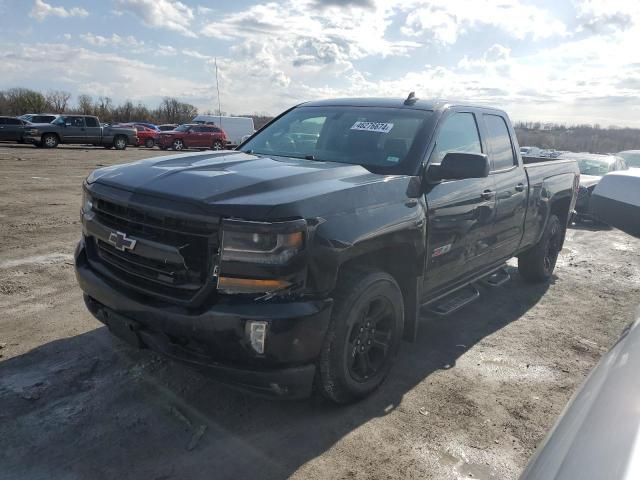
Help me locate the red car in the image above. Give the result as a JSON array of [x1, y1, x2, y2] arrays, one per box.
[[157, 124, 228, 151], [117, 124, 158, 148]]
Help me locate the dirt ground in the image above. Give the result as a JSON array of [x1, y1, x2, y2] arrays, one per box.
[[1, 143, 639, 480]]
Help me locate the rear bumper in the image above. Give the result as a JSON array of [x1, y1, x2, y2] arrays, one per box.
[[74, 241, 333, 399]]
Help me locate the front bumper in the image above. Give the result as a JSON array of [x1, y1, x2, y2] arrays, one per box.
[[75, 241, 332, 399], [23, 134, 42, 143]]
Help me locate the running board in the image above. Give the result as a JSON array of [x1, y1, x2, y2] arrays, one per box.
[[427, 285, 480, 316], [483, 267, 511, 287]]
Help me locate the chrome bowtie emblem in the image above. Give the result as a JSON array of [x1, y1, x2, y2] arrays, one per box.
[[108, 231, 137, 252]]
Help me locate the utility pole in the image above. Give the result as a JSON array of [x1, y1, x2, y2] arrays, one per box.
[[214, 57, 222, 126]]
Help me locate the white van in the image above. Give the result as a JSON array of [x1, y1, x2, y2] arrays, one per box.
[[191, 115, 255, 146]]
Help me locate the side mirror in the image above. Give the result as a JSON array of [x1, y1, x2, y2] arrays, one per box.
[[429, 152, 490, 180]]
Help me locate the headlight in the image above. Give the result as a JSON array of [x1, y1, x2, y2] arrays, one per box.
[[220, 219, 305, 265], [217, 219, 306, 295], [27, 129, 39, 135], [82, 189, 93, 213]]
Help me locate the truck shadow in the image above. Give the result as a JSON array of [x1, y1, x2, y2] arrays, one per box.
[[0, 268, 550, 479]]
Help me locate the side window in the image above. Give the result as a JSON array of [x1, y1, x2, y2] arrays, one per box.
[[65, 116, 85, 127], [431, 112, 482, 163], [85, 117, 99, 127], [0, 118, 7, 125], [6, 118, 21, 125], [193, 126, 205, 132], [483, 114, 517, 171], [212, 127, 222, 133]]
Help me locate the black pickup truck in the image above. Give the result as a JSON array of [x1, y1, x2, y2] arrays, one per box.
[[23, 115, 137, 149], [75, 97, 579, 403]]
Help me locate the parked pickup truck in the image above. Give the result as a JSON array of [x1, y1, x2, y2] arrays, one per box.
[[24, 115, 137, 149], [75, 97, 579, 403]]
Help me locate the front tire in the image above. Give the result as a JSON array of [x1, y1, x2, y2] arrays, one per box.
[[42, 133, 59, 148], [172, 139, 185, 151], [518, 214, 563, 283], [316, 269, 404, 404], [113, 136, 127, 150], [144, 138, 155, 148], [212, 140, 224, 150]]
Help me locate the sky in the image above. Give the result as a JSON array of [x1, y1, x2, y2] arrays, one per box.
[[1, 0, 640, 126]]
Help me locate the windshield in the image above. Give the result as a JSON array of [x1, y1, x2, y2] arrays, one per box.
[[577, 158, 611, 176], [241, 106, 431, 173], [618, 152, 640, 167]]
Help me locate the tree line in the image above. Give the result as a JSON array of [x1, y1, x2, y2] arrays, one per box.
[[0, 88, 198, 125], [514, 121, 640, 154], [2, 87, 639, 152]]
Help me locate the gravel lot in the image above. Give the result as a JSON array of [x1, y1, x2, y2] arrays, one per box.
[[1, 143, 639, 480]]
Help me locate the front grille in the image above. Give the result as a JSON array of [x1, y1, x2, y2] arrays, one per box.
[[89, 198, 219, 303]]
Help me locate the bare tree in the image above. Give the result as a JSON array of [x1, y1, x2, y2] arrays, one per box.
[[45, 90, 72, 112], [76, 94, 94, 115]]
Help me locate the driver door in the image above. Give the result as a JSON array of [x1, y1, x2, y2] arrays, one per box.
[[61, 116, 87, 142], [422, 110, 497, 298]]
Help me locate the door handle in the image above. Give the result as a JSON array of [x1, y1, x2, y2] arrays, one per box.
[[481, 190, 495, 200], [515, 183, 525, 192]]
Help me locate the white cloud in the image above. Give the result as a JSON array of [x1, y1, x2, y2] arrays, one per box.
[[399, 0, 566, 44], [29, 0, 88, 21], [0, 43, 213, 105], [80, 33, 145, 49], [573, 0, 637, 33], [114, 0, 195, 37]]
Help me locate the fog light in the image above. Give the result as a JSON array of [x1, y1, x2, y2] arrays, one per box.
[[246, 321, 267, 354]]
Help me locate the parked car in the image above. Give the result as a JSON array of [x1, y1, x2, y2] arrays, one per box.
[[520, 169, 640, 480], [156, 124, 228, 151], [19, 113, 60, 124], [23, 115, 137, 149], [158, 124, 178, 131], [192, 115, 254, 146], [75, 97, 579, 402], [590, 169, 640, 237], [130, 122, 159, 132], [0, 116, 30, 143], [616, 150, 640, 169], [560, 152, 628, 223], [116, 123, 158, 148]]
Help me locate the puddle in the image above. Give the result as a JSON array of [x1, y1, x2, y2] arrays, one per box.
[[0, 253, 73, 269], [438, 450, 497, 480]]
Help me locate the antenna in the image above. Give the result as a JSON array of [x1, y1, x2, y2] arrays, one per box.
[[214, 57, 222, 126], [404, 91, 418, 105]]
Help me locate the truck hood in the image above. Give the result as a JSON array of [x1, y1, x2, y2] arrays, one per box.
[[88, 150, 413, 219]]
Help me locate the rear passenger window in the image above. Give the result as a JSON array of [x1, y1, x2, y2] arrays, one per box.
[[483, 114, 517, 171], [85, 117, 99, 127], [6, 118, 21, 125], [431, 112, 482, 163]]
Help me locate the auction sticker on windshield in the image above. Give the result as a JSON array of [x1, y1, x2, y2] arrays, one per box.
[[350, 121, 394, 133]]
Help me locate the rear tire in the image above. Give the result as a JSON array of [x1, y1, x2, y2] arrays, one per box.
[[518, 214, 563, 283], [144, 138, 155, 148], [212, 140, 224, 150], [42, 133, 59, 148], [113, 136, 127, 150], [316, 269, 404, 404]]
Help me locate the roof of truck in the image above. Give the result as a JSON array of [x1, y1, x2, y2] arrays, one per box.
[[301, 97, 507, 114]]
